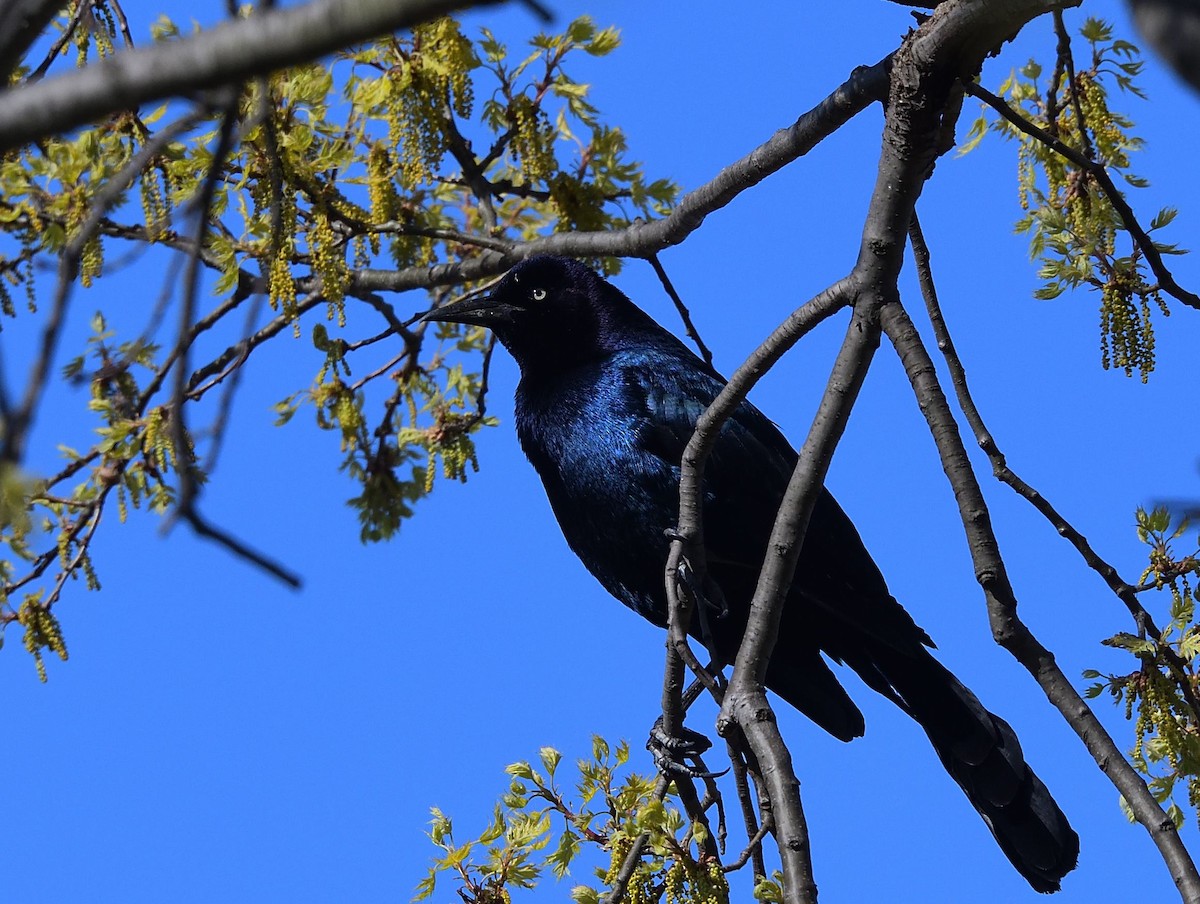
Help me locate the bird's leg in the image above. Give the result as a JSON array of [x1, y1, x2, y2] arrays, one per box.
[[647, 716, 728, 780], [674, 558, 730, 664], [656, 529, 729, 779], [663, 527, 729, 656]]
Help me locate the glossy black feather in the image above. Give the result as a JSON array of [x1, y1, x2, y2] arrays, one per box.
[[428, 256, 1079, 892]]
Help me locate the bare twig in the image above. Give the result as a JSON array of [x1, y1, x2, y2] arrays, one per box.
[[155, 89, 301, 590], [185, 508, 302, 588], [107, 0, 136, 49], [30, 0, 93, 82], [169, 94, 241, 514], [648, 253, 713, 367], [42, 502, 104, 608], [202, 297, 264, 472], [724, 820, 772, 874], [725, 736, 770, 878], [351, 58, 892, 293]]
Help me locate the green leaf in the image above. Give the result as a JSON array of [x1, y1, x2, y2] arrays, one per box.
[[591, 735, 610, 762], [479, 804, 506, 845], [956, 114, 990, 156], [540, 746, 563, 778], [570, 885, 601, 904], [566, 16, 596, 44], [1102, 632, 1157, 656], [428, 807, 452, 846], [1149, 206, 1178, 231], [1178, 630, 1200, 661], [754, 875, 785, 903], [506, 761, 535, 781], [412, 872, 436, 901], [1117, 794, 1136, 823], [1033, 283, 1066, 300], [1167, 803, 1185, 829], [585, 26, 621, 57], [549, 828, 580, 878]]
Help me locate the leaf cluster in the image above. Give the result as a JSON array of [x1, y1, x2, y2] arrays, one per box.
[[1085, 507, 1200, 827], [0, 11, 677, 673], [961, 17, 1184, 381], [415, 737, 729, 904]]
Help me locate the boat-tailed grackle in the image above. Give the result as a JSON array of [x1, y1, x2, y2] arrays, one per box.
[[427, 255, 1079, 893]]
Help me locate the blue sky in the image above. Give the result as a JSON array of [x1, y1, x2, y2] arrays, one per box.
[[4, 1, 1199, 901]]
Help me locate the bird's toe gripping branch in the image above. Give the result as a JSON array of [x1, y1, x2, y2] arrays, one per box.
[[647, 716, 728, 780]]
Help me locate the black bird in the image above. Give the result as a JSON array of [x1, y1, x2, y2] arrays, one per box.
[[427, 255, 1079, 893]]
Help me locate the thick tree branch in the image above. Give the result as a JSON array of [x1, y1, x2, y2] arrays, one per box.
[[351, 58, 892, 292], [0, 0, 63, 81], [881, 297, 1200, 903], [668, 6, 1088, 901], [908, 214, 1200, 726], [723, 311, 879, 904], [0, 0, 510, 153]]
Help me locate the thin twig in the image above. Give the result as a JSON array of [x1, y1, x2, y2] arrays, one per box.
[[42, 501, 104, 608], [29, 0, 91, 82], [724, 736, 769, 877], [647, 253, 713, 367], [169, 94, 241, 515], [724, 820, 773, 874], [155, 90, 301, 589], [351, 58, 892, 294], [202, 296, 263, 472], [185, 508, 302, 587], [1053, 11, 1096, 161], [107, 0, 136, 48], [348, 351, 408, 394]]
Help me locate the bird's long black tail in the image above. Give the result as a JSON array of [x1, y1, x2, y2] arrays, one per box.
[[863, 645, 1079, 893]]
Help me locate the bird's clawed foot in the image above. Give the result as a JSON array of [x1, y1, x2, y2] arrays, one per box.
[[647, 717, 727, 780]]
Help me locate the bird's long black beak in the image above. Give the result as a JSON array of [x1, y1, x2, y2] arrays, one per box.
[[421, 294, 519, 328]]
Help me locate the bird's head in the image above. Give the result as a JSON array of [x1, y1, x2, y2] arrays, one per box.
[[423, 256, 632, 373]]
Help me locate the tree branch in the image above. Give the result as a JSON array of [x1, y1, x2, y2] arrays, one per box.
[[880, 295, 1200, 903], [908, 213, 1200, 726], [647, 253, 713, 367], [0, 0, 64, 82], [349, 57, 892, 292], [0, 0, 512, 153], [669, 6, 1087, 900]]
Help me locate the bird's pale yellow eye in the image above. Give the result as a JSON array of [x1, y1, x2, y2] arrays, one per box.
[[531, 288, 547, 301]]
